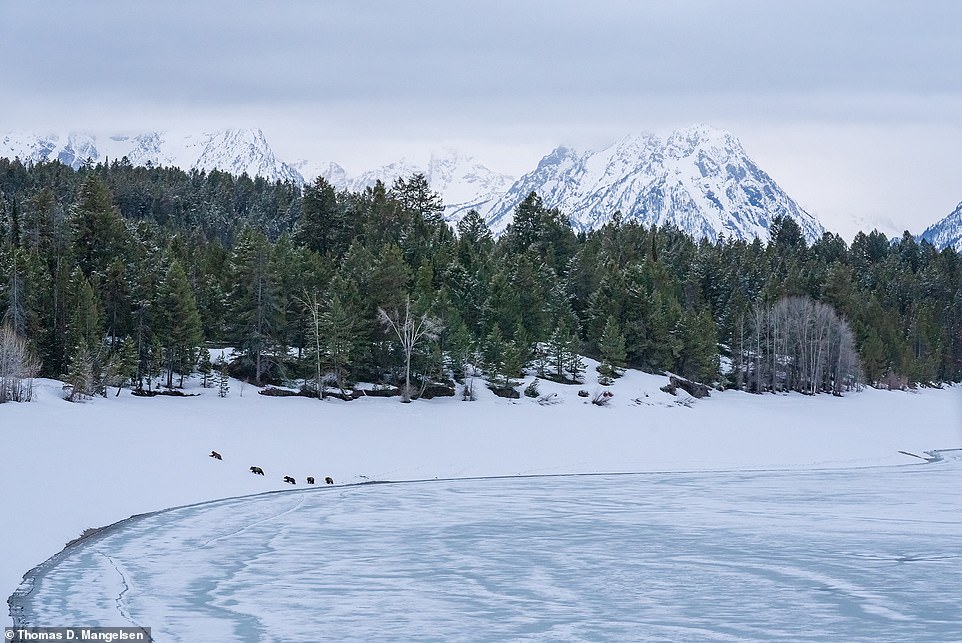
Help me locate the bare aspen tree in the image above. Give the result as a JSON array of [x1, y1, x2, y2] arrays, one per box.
[[378, 297, 442, 402], [296, 290, 325, 398], [749, 304, 766, 393], [0, 322, 40, 403], [743, 296, 861, 394], [4, 255, 27, 338]]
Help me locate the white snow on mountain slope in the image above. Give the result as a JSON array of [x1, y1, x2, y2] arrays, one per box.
[[920, 201, 962, 251], [1, 128, 304, 185], [485, 124, 825, 242], [426, 148, 517, 221], [291, 159, 349, 188], [0, 131, 101, 170], [0, 124, 842, 242], [306, 149, 516, 224], [331, 157, 423, 194]]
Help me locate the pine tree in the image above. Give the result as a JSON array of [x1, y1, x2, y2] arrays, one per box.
[[156, 257, 203, 388], [66, 270, 101, 359], [674, 308, 719, 383], [294, 176, 341, 255], [391, 173, 444, 225], [117, 336, 139, 395], [197, 348, 213, 388], [229, 227, 281, 385], [102, 258, 129, 349], [456, 209, 493, 248], [565, 338, 586, 383], [503, 338, 527, 388], [541, 321, 585, 384], [444, 318, 475, 382], [597, 315, 627, 383], [147, 336, 164, 391], [482, 325, 509, 388], [63, 270, 103, 395], [321, 286, 363, 394], [65, 339, 94, 401], [71, 176, 127, 278], [215, 352, 230, 398]]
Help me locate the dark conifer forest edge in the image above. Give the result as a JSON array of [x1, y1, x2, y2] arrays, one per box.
[[0, 156, 959, 403]]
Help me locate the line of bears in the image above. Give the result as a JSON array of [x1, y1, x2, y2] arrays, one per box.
[[209, 451, 333, 486]]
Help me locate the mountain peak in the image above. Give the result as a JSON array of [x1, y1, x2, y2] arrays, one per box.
[[665, 124, 742, 157], [484, 124, 824, 242], [920, 202, 962, 251]]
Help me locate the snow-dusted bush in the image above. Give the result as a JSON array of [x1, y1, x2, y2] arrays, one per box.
[[591, 390, 614, 406], [523, 379, 540, 398], [537, 392, 561, 406]]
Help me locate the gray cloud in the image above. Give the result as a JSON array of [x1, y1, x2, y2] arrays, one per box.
[[4, 2, 958, 104]]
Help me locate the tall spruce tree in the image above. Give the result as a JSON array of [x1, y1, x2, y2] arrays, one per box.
[[295, 177, 341, 255], [597, 315, 627, 383], [229, 226, 281, 385], [156, 257, 203, 388], [391, 173, 444, 225]]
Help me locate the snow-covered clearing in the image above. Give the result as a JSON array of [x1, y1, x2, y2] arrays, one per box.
[[2, 365, 960, 634]]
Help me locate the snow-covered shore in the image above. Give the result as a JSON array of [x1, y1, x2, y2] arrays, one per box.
[[2, 367, 960, 626]]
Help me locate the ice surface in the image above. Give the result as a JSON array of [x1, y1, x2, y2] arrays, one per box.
[[11, 459, 962, 641]]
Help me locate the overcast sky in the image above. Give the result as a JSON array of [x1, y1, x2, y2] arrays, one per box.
[[2, 1, 960, 239]]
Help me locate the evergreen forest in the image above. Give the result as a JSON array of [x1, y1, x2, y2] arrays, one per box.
[[0, 157, 959, 402]]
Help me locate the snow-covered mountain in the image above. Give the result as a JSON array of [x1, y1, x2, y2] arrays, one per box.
[[0, 128, 303, 184], [2, 124, 826, 242], [0, 131, 102, 170], [326, 158, 423, 194], [485, 125, 824, 242], [423, 149, 517, 221], [307, 149, 516, 223], [920, 202, 962, 251]]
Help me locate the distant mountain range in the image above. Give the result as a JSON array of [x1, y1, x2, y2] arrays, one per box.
[[0, 128, 302, 185], [309, 125, 825, 243], [309, 150, 517, 224], [1, 125, 952, 248]]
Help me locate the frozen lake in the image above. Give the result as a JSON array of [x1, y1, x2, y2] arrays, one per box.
[[10, 456, 962, 641]]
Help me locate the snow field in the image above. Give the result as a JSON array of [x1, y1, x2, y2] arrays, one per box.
[[1, 365, 960, 629]]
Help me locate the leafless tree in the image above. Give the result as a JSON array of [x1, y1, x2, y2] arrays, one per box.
[[378, 297, 442, 402], [741, 296, 861, 394], [4, 255, 27, 337], [0, 322, 40, 403], [296, 290, 325, 398]]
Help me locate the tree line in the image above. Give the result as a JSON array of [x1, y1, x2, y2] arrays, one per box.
[[0, 156, 959, 402]]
